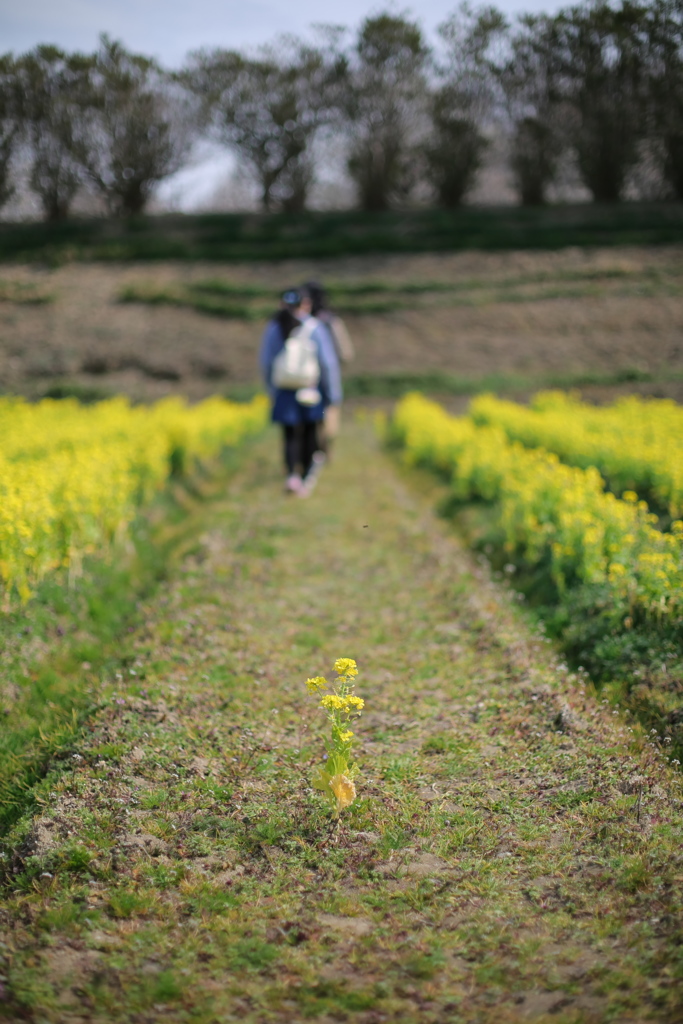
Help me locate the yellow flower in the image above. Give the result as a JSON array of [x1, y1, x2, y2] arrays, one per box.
[[0, 393, 268, 605], [305, 676, 328, 693], [338, 729, 354, 742], [334, 657, 358, 677], [321, 694, 345, 710], [345, 695, 365, 711]]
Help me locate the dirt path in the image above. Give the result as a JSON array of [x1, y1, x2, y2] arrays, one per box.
[[2, 423, 683, 1023]]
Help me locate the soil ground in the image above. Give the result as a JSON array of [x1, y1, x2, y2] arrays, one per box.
[[3, 423, 682, 1023], [2, 245, 683, 403]]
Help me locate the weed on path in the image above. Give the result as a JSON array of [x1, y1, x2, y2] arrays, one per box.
[[2, 425, 682, 1023]]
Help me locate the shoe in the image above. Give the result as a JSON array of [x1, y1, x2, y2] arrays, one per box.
[[285, 474, 303, 494], [304, 451, 326, 489]]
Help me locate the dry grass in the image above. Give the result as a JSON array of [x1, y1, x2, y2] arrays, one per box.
[[1, 246, 682, 403]]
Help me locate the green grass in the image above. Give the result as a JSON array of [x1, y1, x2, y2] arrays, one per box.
[[0, 444, 257, 836], [118, 260, 683, 320], [222, 367, 678, 406], [344, 366, 667, 399], [39, 381, 115, 403], [2, 203, 683, 265], [0, 278, 54, 304], [424, 469, 683, 761], [0, 424, 682, 1023]]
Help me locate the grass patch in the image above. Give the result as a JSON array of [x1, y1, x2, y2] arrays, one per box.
[[0, 443, 256, 836], [39, 381, 114, 403], [118, 261, 683, 321], [2, 203, 683, 265], [344, 366, 663, 399], [0, 279, 54, 304], [445, 496, 683, 761]]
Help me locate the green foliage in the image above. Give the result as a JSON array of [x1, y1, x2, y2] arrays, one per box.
[[227, 938, 278, 970], [3, 203, 683, 265], [544, 581, 683, 757], [107, 889, 152, 919], [40, 381, 112, 403], [347, 366, 667, 399]]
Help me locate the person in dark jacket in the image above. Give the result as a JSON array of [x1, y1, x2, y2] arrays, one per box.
[[260, 287, 342, 496]]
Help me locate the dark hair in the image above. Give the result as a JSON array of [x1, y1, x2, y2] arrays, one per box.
[[303, 280, 327, 316], [274, 308, 300, 340]]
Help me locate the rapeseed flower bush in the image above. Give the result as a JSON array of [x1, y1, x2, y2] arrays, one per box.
[[391, 393, 683, 623], [0, 394, 267, 604], [306, 658, 364, 817], [471, 391, 683, 518]]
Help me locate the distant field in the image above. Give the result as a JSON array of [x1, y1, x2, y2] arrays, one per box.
[[2, 203, 683, 265], [1, 244, 682, 404]]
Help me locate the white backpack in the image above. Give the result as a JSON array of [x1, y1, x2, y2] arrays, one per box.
[[272, 318, 320, 390]]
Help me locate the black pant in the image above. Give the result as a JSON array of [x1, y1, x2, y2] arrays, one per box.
[[283, 423, 318, 478]]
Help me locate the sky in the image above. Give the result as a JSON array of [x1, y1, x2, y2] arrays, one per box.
[[1, 0, 563, 66]]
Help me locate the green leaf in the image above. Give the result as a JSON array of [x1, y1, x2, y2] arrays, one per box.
[[325, 752, 348, 777], [311, 767, 332, 793]]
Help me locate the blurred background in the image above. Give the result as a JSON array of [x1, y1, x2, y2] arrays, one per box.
[[2, 0, 682, 218], [1, 0, 682, 406]]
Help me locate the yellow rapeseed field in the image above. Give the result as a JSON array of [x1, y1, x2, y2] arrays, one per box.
[[471, 391, 683, 517], [0, 394, 267, 603], [392, 393, 683, 620]]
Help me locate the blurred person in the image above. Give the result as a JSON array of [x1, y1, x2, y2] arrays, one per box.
[[260, 287, 342, 497], [304, 280, 354, 456]]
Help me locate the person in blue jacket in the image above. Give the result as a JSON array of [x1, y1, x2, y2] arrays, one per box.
[[260, 287, 342, 496]]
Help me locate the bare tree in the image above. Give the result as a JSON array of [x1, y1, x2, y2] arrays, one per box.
[[647, 0, 683, 199], [0, 55, 20, 211], [78, 37, 192, 216], [497, 15, 565, 205], [17, 46, 91, 221], [424, 4, 505, 208], [557, 0, 648, 203], [185, 35, 342, 212], [342, 13, 429, 211]]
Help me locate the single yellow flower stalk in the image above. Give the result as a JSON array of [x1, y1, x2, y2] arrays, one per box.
[[306, 657, 365, 818]]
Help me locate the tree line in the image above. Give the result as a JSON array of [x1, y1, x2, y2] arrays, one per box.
[[1, 0, 682, 221]]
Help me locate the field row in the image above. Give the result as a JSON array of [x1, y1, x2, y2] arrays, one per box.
[[0, 395, 267, 602], [119, 261, 683, 320], [471, 391, 683, 518], [391, 393, 683, 622]]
